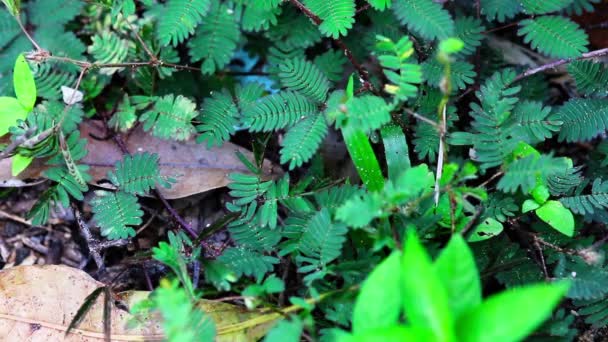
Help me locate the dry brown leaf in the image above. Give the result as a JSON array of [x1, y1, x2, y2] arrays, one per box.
[[0, 120, 281, 198], [0, 265, 280, 341]]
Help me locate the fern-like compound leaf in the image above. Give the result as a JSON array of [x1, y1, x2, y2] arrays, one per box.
[[91, 190, 143, 240], [280, 113, 329, 170], [560, 178, 608, 215], [567, 60, 608, 97], [375, 35, 423, 100], [304, 0, 356, 38], [157, 0, 211, 46], [565, 0, 601, 15], [278, 58, 330, 103], [518, 16, 589, 58], [297, 208, 348, 267], [314, 50, 347, 82], [139, 94, 198, 141], [557, 98, 608, 142], [107, 152, 173, 195], [28, 0, 83, 27], [392, 0, 454, 40], [336, 95, 392, 132], [454, 17, 485, 56], [422, 59, 476, 91], [227, 173, 273, 206], [88, 31, 135, 75], [187, 1, 241, 75], [510, 100, 562, 143], [480, 0, 521, 22], [196, 90, 238, 147], [228, 203, 282, 251], [242, 91, 317, 132], [240, 0, 282, 32], [497, 155, 570, 193], [30, 63, 77, 100], [218, 247, 279, 282], [367, 0, 391, 10], [520, 0, 574, 14], [109, 96, 137, 133]]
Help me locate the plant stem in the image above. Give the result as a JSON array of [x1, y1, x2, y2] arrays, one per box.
[[514, 47, 608, 81]]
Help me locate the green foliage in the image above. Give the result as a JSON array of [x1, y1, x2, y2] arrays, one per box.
[[392, 0, 454, 40], [278, 58, 330, 103], [139, 94, 198, 141], [243, 91, 317, 132], [280, 113, 329, 169], [520, 0, 574, 14], [156, 0, 211, 47], [518, 16, 589, 58], [304, 0, 355, 38], [557, 98, 608, 142], [568, 60, 608, 97], [90, 190, 142, 240], [88, 31, 135, 75], [480, 0, 521, 22], [3, 0, 608, 339], [187, 1, 241, 75], [107, 152, 173, 195]]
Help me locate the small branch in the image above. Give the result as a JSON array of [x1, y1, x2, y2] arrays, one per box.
[[288, 0, 377, 94], [404, 108, 439, 127], [72, 204, 128, 271], [16, 17, 43, 51], [514, 47, 608, 82]]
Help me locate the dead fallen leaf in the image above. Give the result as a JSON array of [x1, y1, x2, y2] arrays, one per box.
[[0, 265, 279, 341], [0, 120, 281, 198]]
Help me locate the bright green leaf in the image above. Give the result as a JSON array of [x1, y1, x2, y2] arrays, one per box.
[[1, 0, 19, 16], [352, 251, 402, 333], [11, 154, 33, 176], [339, 326, 434, 342], [401, 230, 454, 342], [467, 218, 503, 242], [0, 96, 28, 136], [13, 54, 36, 111], [531, 184, 550, 204], [522, 199, 541, 213], [434, 235, 481, 319], [536, 200, 575, 236], [439, 38, 465, 55], [456, 281, 570, 342]]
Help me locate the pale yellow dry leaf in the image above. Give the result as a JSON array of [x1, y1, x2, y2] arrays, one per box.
[[0, 265, 279, 341]]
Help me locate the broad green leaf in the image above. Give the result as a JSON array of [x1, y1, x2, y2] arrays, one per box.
[[530, 184, 550, 204], [13, 54, 36, 111], [11, 154, 33, 176], [0, 96, 28, 136], [467, 218, 503, 242], [381, 124, 411, 181], [352, 251, 402, 333], [536, 200, 575, 237], [522, 199, 541, 213], [263, 318, 302, 342], [342, 126, 384, 192], [434, 235, 481, 319], [456, 281, 570, 342], [402, 231, 454, 342], [338, 326, 434, 342]]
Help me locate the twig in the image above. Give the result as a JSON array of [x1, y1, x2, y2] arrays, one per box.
[[16, 17, 43, 51], [288, 0, 377, 94], [404, 108, 439, 127], [514, 47, 608, 82]]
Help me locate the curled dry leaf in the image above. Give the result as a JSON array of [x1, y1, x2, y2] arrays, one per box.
[[0, 120, 281, 198], [0, 265, 278, 341]]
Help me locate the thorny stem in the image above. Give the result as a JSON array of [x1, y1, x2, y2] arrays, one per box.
[[16, 17, 42, 51], [288, 0, 377, 94]]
